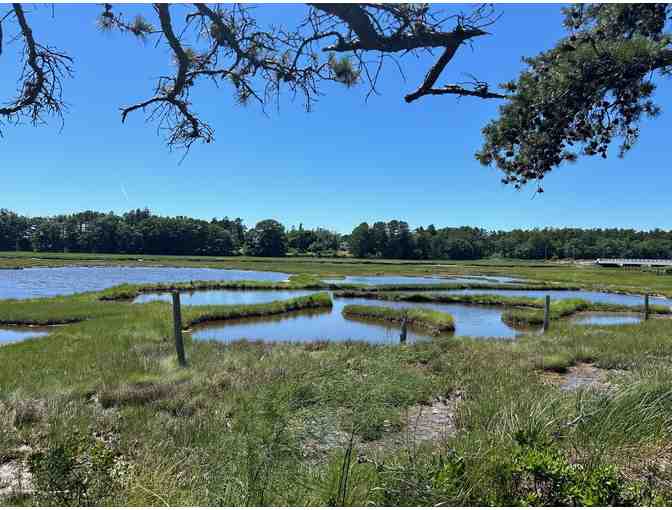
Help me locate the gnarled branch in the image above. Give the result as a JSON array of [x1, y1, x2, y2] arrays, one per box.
[[120, 4, 213, 150], [0, 3, 72, 131]]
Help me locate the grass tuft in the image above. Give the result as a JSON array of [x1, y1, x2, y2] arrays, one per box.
[[183, 292, 332, 327], [342, 304, 455, 335]]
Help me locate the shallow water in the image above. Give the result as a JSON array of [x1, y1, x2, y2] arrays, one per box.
[[323, 274, 525, 286], [134, 289, 316, 305], [571, 313, 642, 326], [191, 296, 527, 344], [0, 327, 50, 345], [0, 266, 290, 300], [433, 288, 670, 308]]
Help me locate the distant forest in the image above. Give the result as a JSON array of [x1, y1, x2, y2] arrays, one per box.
[[1, 209, 671, 260]]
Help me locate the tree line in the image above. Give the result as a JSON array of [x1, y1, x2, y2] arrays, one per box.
[[1, 209, 671, 260], [350, 221, 672, 260], [0, 209, 344, 258]]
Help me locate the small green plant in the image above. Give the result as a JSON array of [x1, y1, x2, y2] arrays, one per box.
[[29, 432, 118, 506], [288, 382, 320, 410], [498, 444, 649, 506]]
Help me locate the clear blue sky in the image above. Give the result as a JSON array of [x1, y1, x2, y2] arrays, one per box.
[[2, 4, 671, 233]]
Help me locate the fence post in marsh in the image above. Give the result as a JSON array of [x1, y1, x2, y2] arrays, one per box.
[[543, 295, 551, 333], [172, 291, 187, 367], [644, 293, 650, 321]]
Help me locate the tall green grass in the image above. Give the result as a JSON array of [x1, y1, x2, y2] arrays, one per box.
[[342, 304, 455, 335], [183, 292, 332, 327]]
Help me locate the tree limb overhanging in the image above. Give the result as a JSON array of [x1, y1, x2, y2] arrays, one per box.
[[2, 2, 671, 191], [3, 3, 503, 149], [0, 3, 73, 133], [477, 3, 672, 191], [119, 4, 213, 150], [310, 3, 503, 103]]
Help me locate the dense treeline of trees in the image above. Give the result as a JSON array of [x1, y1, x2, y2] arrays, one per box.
[[0, 209, 343, 258], [2, 209, 672, 260], [350, 221, 672, 260]]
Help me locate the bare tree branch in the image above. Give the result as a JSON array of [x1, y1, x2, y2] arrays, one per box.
[[120, 4, 213, 150], [2, 3, 508, 150], [0, 3, 72, 131], [312, 4, 487, 53], [310, 3, 499, 104]]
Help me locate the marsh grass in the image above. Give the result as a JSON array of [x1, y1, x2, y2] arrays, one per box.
[[98, 278, 574, 301], [342, 304, 455, 335], [99, 276, 327, 301], [182, 292, 332, 327], [500, 298, 670, 325], [0, 294, 117, 325], [3, 266, 672, 504]]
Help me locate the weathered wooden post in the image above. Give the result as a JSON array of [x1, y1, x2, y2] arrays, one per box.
[[172, 292, 187, 367], [400, 312, 408, 343], [644, 293, 650, 321], [543, 295, 551, 333]]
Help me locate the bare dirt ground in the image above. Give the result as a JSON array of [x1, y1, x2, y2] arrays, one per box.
[[297, 393, 462, 461], [543, 362, 624, 392]]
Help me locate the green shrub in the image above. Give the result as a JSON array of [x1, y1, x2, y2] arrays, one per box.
[[470, 440, 663, 506], [507, 446, 641, 506], [288, 383, 320, 410], [29, 433, 119, 506]]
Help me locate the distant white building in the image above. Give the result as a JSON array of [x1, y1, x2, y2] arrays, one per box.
[[595, 258, 672, 268]]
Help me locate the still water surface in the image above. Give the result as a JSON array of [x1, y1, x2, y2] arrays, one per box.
[[434, 289, 669, 307], [571, 314, 642, 326], [191, 296, 526, 344], [0, 266, 290, 300], [134, 289, 316, 305], [0, 327, 50, 345], [323, 275, 525, 286]]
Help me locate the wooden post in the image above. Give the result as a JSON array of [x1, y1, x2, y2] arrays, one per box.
[[543, 295, 551, 333], [400, 312, 408, 343], [644, 293, 650, 321], [172, 292, 187, 367]]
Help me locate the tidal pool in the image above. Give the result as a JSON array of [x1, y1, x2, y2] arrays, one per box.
[[0, 266, 290, 300], [433, 288, 670, 308], [134, 289, 316, 305], [571, 313, 642, 326], [323, 274, 525, 286], [0, 327, 50, 345], [191, 296, 527, 344]]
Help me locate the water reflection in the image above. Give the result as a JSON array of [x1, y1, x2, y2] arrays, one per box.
[[134, 289, 315, 305], [191, 296, 527, 344], [0, 266, 290, 300], [0, 327, 50, 345], [571, 314, 641, 326], [192, 305, 424, 345], [323, 274, 525, 286]]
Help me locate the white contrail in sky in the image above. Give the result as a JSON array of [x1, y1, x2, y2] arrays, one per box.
[[120, 183, 129, 202]]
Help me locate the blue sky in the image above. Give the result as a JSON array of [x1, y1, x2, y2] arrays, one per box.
[[2, 3, 671, 233]]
